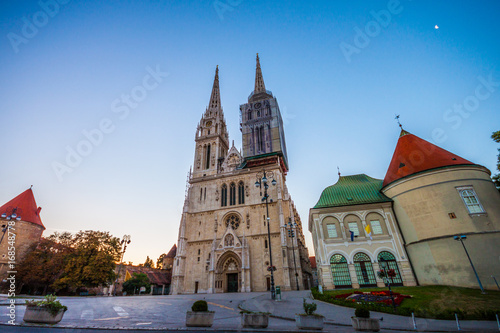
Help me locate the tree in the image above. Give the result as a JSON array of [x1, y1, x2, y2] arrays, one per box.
[[15, 232, 73, 294], [492, 130, 500, 191], [156, 254, 166, 269], [122, 273, 150, 295], [53, 230, 121, 292], [143, 256, 154, 268]]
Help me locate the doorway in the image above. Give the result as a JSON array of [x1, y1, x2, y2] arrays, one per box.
[[195, 281, 199, 294], [266, 277, 271, 291], [227, 273, 238, 292]]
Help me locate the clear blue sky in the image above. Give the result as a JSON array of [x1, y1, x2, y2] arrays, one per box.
[[1, 0, 499, 264]]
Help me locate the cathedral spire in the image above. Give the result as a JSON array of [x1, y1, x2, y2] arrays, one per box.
[[254, 54, 266, 94], [208, 65, 221, 111]]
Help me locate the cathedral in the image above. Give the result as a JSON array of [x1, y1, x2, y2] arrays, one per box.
[[171, 55, 312, 294]]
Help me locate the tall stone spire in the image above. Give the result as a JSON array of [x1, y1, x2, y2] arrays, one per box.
[[254, 54, 266, 94], [208, 65, 221, 111]]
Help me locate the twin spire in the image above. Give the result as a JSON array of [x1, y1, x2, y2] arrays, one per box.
[[207, 54, 268, 111], [207, 65, 221, 112]]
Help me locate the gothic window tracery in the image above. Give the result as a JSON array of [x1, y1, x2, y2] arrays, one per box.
[[230, 182, 236, 205], [225, 214, 240, 229], [221, 184, 227, 207], [238, 181, 245, 204]]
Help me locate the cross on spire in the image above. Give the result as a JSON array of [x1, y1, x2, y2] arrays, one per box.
[[254, 53, 266, 94], [395, 114, 402, 128]]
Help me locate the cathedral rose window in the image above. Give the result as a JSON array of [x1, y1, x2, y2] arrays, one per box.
[[225, 214, 240, 229]]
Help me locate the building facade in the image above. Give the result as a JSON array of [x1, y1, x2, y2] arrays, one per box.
[[309, 174, 417, 290], [171, 55, 311, 294], [0, 188, 45, 279], [310, 129, 500, 291]]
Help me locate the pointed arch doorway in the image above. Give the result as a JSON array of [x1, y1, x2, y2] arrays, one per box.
[[215, 251, 242, 293]]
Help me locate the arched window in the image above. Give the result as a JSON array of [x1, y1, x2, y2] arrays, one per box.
[[205, 144, 211, 169], [353, 253, 377, 287], [259, 126, 265, 152], [247, 110, 252, 120], [238, 181, 245, 204], [330, 254, 351, 288], [377, 251, 403, 286], [264, 239, 268, 249], [459, 188, 484, 214], [221, 184, 227, 207], [229, 183, 236, 205]]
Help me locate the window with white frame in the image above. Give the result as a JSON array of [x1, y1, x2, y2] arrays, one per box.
[[457, 187, 485, 214], [326, 224, 338, 238], [370, 220, 383, 235], [348, 222, 359, 236]]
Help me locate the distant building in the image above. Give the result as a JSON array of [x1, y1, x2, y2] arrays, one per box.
[[309, 129, 500, 290], [171, 55, 311, 294], [111, 264, 172, 295], [0, 188, 45, 279], [160, 244, 177, 270], [309, 256, 318, 288]]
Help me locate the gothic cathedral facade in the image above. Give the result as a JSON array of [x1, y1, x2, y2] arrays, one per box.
[[171, 55, 312, 294]]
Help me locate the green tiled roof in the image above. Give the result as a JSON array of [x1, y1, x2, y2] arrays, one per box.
[[314, 174, 392, 209]]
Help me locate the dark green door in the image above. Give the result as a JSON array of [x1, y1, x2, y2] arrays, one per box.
[[227, 273, 238, 292]]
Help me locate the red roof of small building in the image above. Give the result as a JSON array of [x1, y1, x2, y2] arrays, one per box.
[[383, 130, 475, 187], [309, 256, 316, 269], [166, 244, 177, 258], [126, 266, 171, 285], [0, 188, 45, 229]]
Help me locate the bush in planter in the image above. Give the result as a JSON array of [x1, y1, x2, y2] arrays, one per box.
[[25, 294, 68, 316], [352, 306, 379, 332], [295, 299, 324, 330], [186, 300, 214, 327], [24, 294, 68, 324], [354, 307, 370, 318], [191, 300, 208, 312]]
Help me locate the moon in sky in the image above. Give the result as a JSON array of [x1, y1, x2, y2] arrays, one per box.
[[435, 25, 439, 29]]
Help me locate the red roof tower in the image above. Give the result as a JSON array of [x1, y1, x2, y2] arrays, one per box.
[[383, 129, 475, 187], [0, 188, 45, 229]]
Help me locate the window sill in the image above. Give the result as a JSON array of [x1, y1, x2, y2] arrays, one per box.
[[469, 212, 487, 218]]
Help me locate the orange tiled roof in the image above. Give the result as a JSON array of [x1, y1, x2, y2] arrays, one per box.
[[0, 188, 45, 229], [383, 130, 475, 187]]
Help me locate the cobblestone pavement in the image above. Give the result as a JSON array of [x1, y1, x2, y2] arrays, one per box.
[[0, 291, 498, 332]]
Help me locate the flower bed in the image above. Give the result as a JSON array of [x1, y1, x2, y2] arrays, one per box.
[[334, 291, 411, 307]]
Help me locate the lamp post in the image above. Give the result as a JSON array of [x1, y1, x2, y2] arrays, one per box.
[[454, 235, 485, 293], [113, 234, 131, 296], [378, 258, 397, 311], [286, 218, 300, 291], [255, 169, 277, 300], [0, 208, 21, 245]]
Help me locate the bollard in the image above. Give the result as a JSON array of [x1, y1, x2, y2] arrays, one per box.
[[411, 312, 417, 330], [455, 313, 461, 331]]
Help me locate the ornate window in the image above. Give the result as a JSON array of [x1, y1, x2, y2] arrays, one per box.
[[221, 184, 227, 207], [229, 183, 236, 205], [330, 254, 351, 288], [353, 253, 377, 287], [370, 220, 383, 235], [457, 187, 485, 214], [225, 214, 240, 229], [348, 222, 359, 236], [326, 224, 337, 238], [377, 251, 403, 286], [238, 181, 245, 204]]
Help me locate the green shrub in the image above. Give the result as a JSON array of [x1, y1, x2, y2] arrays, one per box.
[[191, 300, 208, 312], [25, 294, 68, 316], [355, 307, 370, 318], [303, 298, 317, 315]]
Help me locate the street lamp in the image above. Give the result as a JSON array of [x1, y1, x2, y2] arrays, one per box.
[[378, 258, 397, 311], [113, 234, 131, 296], [0, 208, 21, 245], [255, 169, 277, 300], [454, 235, 485, 293], [286, 218, 300, 291]]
